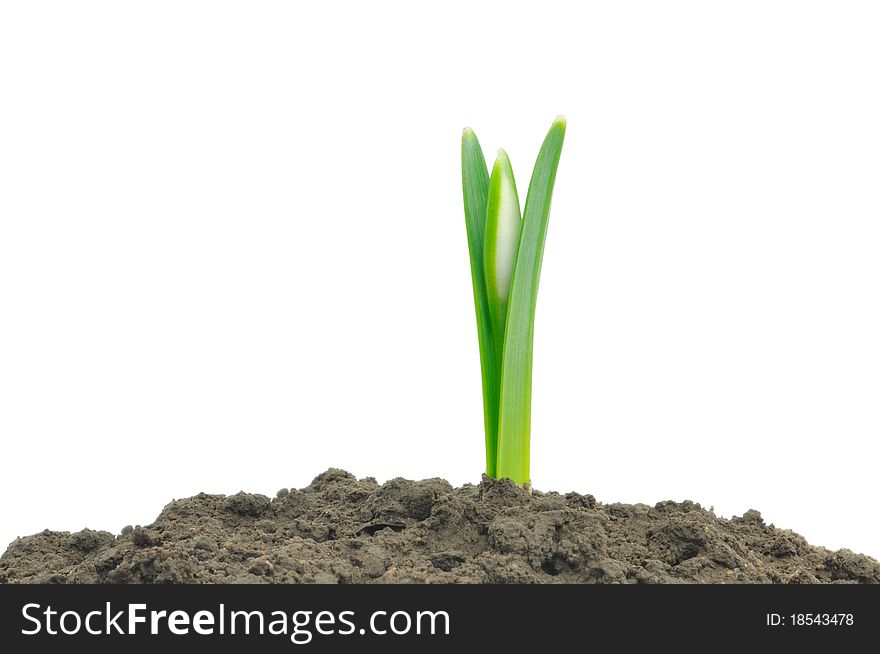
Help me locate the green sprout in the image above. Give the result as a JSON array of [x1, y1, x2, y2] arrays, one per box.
[[461, 116, 566, 486]]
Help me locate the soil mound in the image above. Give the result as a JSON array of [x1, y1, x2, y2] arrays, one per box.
[[2, 469, 877, 584]]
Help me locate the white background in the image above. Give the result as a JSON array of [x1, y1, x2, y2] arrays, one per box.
[[2, 1, 878, 561]]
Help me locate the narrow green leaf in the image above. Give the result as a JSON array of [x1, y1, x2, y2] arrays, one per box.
[[496, 116, 567, 485], [461, 127, 499, 477], [483, 149, 522, 369]]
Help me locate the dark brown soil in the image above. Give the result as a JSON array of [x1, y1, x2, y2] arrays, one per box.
[[2, 469, 878, 584]]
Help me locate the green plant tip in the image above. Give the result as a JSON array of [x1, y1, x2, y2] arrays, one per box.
[[484, 148, 522, 368], [461, 117, 566, 486]]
